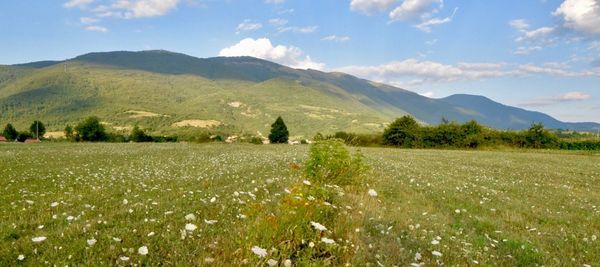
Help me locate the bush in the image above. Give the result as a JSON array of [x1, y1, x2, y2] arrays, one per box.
[[130, 125, 153, 142], [2, 123, 18, 141], [304, 139, 367, 186], [16, 131, 33, 142], [268, 116, 289, 144], [524, 123, 559, 148], [74, 116, 107, 142], [383, 116, 421, 147]]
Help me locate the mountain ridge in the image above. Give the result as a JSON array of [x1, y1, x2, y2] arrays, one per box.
[[1, 50, 598, 136]]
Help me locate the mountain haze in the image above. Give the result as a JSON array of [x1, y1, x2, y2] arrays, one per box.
[[1, 50, 598, 138]]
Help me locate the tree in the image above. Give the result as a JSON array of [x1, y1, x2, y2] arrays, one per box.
[[75, 116, 107, 142], [64, 125, 74, 140], [268, 116, 289, 144], [130, 125, 153, 142], [383, 116, 421, 147], [524, 123, 558, 148], [2, 123, 18, 141], [29, 120, 46, 139]]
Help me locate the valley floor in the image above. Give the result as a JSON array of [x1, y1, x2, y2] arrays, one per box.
[[0, 143, 599, 266]]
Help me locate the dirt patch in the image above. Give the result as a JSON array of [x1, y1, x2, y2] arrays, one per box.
[[126, 110, 167, 118], [228, 101, 243, 108], [172, 120, 222, 128], [44, 132, 65, 139]]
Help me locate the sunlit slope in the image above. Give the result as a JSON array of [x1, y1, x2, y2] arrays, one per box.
[[1, 50, 598, 135]]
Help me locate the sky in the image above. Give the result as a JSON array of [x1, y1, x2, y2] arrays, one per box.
[[1, 0, 599, 122]]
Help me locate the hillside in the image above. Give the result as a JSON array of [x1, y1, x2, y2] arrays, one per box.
[[0, 50, 598, 137]]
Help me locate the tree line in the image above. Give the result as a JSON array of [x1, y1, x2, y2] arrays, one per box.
[[3, 115, 598, 150], [327, 116, 600, 150], [2, 116, 292, 144]]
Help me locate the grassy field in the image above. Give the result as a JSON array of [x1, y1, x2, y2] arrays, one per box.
[[1, 143, 599, 266]]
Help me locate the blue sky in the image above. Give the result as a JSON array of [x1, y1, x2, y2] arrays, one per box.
[[1, 0, 599, 122]]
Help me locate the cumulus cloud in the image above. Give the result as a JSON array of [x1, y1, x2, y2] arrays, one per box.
[[553, 0, 600, 35], [322, 35, 351, 42], [519, 91, 592, 107], [70, 0, 180, 19], [336, 59, 600, 88], [350, 0, 456, 32], [218, 38, 325, 70], [85, 25, 109, 32], [389, 0, 442, 21], [236, 20, 262, 34], [350, 0, 398, 14], [64, 0, 94, 8]]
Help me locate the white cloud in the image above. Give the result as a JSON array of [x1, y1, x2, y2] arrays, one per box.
[[350, 0, 398, 14], [322, 35, 351, 42], [519, 91, 592, 107], [278, 25, 318, 34], [236, 20, 262, 34], [415, 7, 458, 32], [64, 0, 94, 8], [513, 46, 543, 55], [389, 0, 442, 21], [85, 25, 108, 32], [516, 26, 556, 42], [553, 0, 600, 35], [509, 19, 530, 31], [80, 17, 99, 24], [265, 0, 285, 4], [269, 18, 288, 27], [90, 0, 180, 19], [336, 59, 600, 88], [218, 38, 325, 70], [420, 91, 434, 97]]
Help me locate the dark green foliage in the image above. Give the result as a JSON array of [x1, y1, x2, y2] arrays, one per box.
[[383, 116, 420, 147], [559, 140, 600, 150], [304, 139, 367, 186], [2, 123, 18, 141], [130, 126, 153, 142], [74, 116, 107, 142], [29, 120, 46, 139], [64, 125, 74, 140], [268, 116, 289, 144], [524, 123, 558, 148], [331, 131, 382, 147], [16, 131, 33, 142]]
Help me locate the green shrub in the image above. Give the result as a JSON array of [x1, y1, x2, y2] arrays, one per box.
[[304, 139, 367, 186], [383, 116, 421, 147], [2, 123, 18, 141], [75, 116, 107, 142]]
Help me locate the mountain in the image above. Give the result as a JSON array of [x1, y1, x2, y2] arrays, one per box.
[[0, 50, 598, 138]]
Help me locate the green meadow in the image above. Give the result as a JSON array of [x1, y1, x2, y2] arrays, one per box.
[[1, 143, 599, 266]]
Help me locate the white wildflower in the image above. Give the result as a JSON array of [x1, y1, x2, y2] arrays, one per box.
[[284, 259, 292, 267], [251, 246, 268, 258], [138, 246, 148, 255], [32, 236, 47, 243], [321, 237, 335, 244], [204, 219, 218, 225], [87, 238, 97, 246], [185, 213, 196, 221], [185, 223, 197, 232], [122, 199, 128, 205], [432, 251, 442, 257], [119, 256, 130, 261], [303, 180, 311, 186], [50, 202, 59, 208], [267, 259, 278, 266], [17, 255, 25, 261], [368, 189, 378, 197], [310, 221, 327, 231]]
